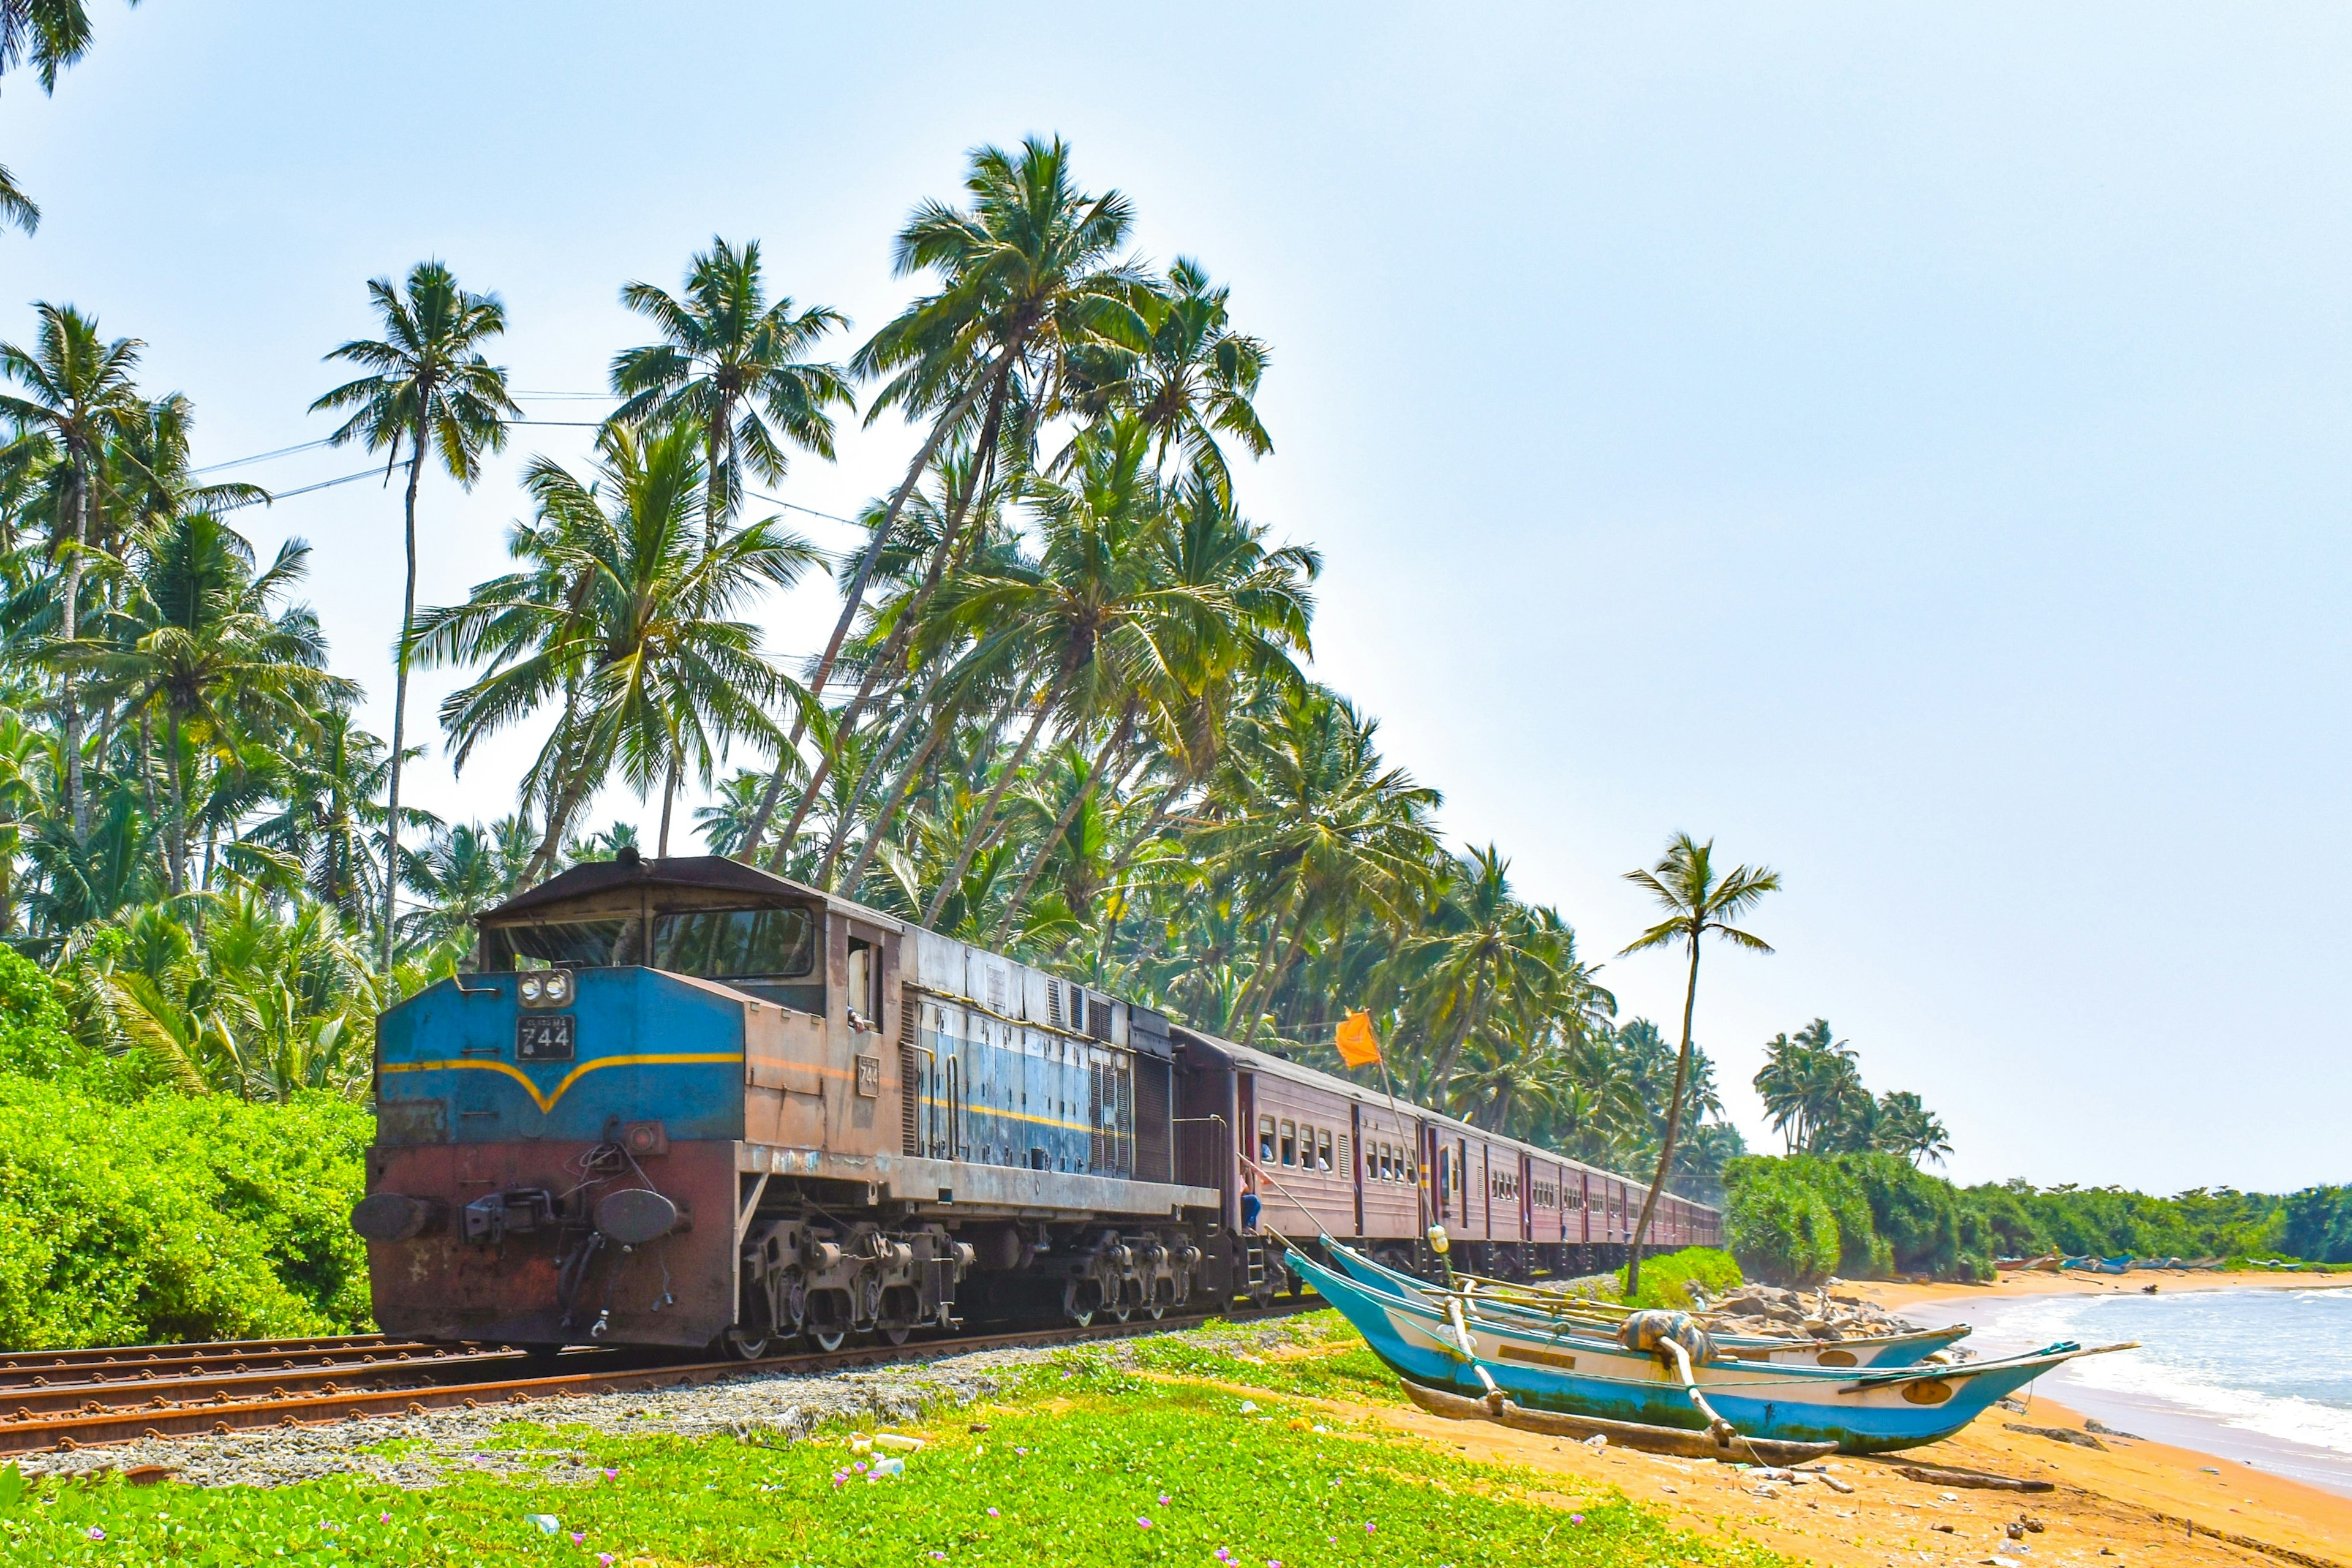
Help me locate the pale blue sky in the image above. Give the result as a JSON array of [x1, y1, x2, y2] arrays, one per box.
[[5, 3, 2346, 1193]]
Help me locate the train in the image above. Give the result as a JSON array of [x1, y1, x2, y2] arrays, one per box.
[[351, 851, 1720, 1357]]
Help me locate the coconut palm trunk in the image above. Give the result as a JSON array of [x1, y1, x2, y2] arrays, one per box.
[[58, 469, 89, 834], [1627, 935, 1702, 1294], [381, 432, 425, 973], [992, 703, 1136, 945], [921, 668, 1069, 927], [737, 355, 1007, 861], [774, 387, 1009, 873]]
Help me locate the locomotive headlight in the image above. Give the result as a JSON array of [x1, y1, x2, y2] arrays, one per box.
[[519, 970, 573, 1008]]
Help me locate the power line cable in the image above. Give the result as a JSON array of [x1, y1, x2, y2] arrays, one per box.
[[190, 436, 336, 475]]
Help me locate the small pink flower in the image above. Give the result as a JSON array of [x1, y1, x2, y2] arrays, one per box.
[[1014, 1446, 1029, 1455], [85, 1528, 105, 1542], [600, 1558, 616, 1567], [1570, 1513, 1585, 1524], [854, 1460, 868, 1472], [1139, 1517, 1154, 1529], [379, 1512, 391, 1523], [570, 1532, 584, 1545], [1159, 1493, 1171, 1504], [1365, 1521, 1377, 1532], [930, 1555, 948, 1562], [987, 1507, 1000, 1517]]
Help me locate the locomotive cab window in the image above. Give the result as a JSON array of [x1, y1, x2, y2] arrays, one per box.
[[484, 918, 639, 970], [651, 907, 816, 981]]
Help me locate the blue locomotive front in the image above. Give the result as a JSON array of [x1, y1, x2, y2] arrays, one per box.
[[355, 852, 1230, 1354]]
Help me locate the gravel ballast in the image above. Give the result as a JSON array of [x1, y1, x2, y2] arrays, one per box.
[[16, 1324, 1309, 1491]]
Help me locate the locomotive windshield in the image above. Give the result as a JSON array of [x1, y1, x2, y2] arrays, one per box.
[[481, 905, 816, 981], [650, 908, 815, 979]]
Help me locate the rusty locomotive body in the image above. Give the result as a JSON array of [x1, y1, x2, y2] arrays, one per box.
[[353, 853, 1719, 1355]]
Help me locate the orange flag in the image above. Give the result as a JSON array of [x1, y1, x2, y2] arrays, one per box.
[[1334, 1009, 1384, 1068]]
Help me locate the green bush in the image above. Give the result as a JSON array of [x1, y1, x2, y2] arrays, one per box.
[[0, 1074, 372, 1348], [0, 945, 85, 1079], [1620, 1246, 1743, 1308], [1724, 1159, 1842, 1284]]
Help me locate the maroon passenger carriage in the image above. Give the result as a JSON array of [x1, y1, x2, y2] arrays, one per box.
[[354, 854, 1716, 1356]]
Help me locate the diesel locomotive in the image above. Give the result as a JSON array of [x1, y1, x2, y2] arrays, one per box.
[[352, 851, 1718, 1356]]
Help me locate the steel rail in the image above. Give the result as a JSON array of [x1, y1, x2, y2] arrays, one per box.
[[6, 1297, 1322, 1458], [0, 1335, 402, 1373], [0, 1343, 480, 1391]]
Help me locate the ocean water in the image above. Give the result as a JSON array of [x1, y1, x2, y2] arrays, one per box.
[[1907, 1286, 2352, 1496]]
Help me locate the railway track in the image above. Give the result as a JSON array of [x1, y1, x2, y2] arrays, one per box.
[[2, 1296, 1324, 1458]]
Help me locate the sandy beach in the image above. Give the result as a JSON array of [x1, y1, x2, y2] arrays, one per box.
[[1320, 1269, 2352, 1568]]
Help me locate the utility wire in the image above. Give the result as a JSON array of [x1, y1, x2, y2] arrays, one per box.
[[190, 436, 336, 475]]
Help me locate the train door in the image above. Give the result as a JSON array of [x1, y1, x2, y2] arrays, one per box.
[[1519, 1154, 1533, 1242], [1350, 1103, 1365, 1236]]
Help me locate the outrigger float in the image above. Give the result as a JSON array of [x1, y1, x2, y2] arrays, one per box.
[[1292, 1241, 2133, 1460]]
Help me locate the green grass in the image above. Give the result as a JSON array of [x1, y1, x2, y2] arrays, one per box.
[[0, 1318, 1793, 1568], [1616, 1248, 1744, 1311]]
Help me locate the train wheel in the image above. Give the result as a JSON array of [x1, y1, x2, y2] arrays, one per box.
[[809, 1325, 847, 1353], [1061, 1279, 1096, 1328], [1145, 1300, 1167, 1321], [722, 1328, 769, 1361], [881, 1324, 911, 1346]]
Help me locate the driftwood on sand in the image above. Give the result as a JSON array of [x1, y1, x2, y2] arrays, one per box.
[[1887, 1460, 2057, 1493]]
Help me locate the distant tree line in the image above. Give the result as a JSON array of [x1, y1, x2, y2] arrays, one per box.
[[1728, 1153, 2345, 1286]]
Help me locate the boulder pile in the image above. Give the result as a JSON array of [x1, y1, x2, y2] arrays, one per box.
[[1692, 1283, 1921, 1341]]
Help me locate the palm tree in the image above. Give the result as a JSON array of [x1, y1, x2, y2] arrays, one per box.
[[914, 419, 1219, 927], [2, 0, 116, 92], [1195, 687, 1443, 1045], [610, 236, 853, 533], [412, 423, 818, 869], [1618, 834, 1781, 1294], [78, 512, 356, 896], [311, 260, 519, 974], [0, 163, 34, 235], [0, 303, 147, 832], [739, 134, 1149, 861], [2, 0, 143, 233], [1871, 1090, 1953, 1166], [1086, 257, 1272, 493], [399, 816, 534, 951]]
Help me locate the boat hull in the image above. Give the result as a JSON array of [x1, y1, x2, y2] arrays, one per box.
[[1293, 1251, 2096, 1454], [1319, 1241, 1966, 1368]]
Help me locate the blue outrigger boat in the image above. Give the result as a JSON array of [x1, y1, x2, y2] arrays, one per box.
[[1321, 1240, 1973, 1368], [1294, 1248, 2130, 1456]]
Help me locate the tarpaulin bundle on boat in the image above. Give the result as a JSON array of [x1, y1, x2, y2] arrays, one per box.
[[1617, 1309, 1716, 1367]]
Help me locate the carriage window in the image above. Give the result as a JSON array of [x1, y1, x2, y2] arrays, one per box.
[[1259, 1116, 1276, 1164], [1280, 1121, 1297, 1166], [652, 907, 816, 979], [1298, 1123, 1313, 1169], [1404, 1159, 1417, 1185], [1317, 1130, 1333, 1172]]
